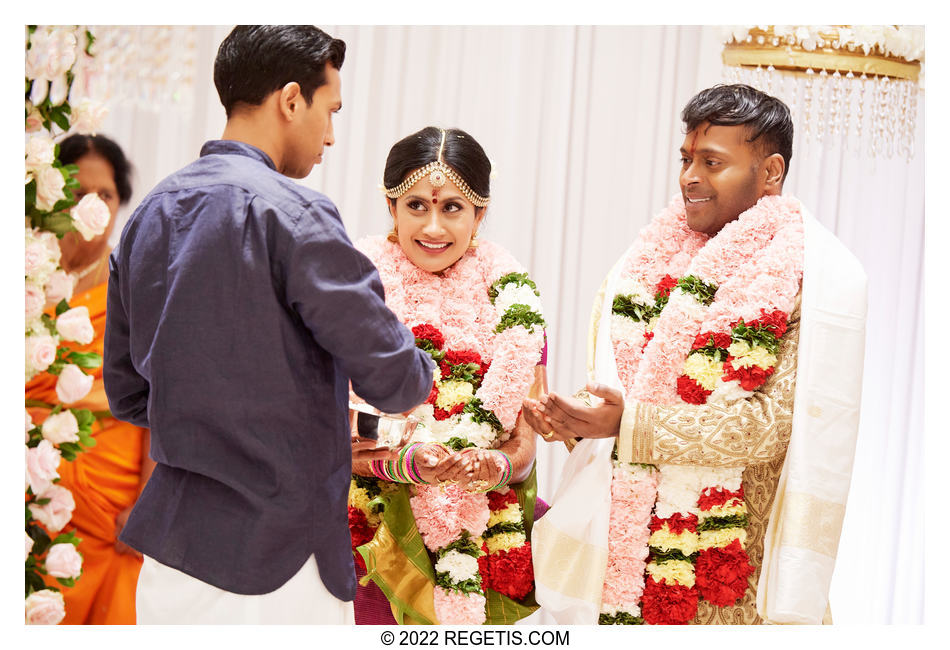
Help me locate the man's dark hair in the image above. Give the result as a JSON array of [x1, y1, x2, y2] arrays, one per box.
[[681, 84, 794, 181], [58, 133, 133, 204], [384, 127, 492, 210], [214, 25, 346, 118]]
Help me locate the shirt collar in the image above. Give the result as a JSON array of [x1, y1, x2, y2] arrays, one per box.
[[199, 140, 278, 171]]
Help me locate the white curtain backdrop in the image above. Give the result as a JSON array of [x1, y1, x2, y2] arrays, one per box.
[[99, 25, 924, 625]]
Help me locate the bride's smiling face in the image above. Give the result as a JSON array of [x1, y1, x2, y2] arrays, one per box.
[[389, 174, 484, 273]]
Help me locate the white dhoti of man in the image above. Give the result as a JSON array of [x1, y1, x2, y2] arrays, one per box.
[[137, 554, 354, 624], [532, 207, 867, 624]]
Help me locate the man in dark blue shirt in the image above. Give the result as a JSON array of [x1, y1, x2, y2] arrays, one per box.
[[103, 25, 433, 624]]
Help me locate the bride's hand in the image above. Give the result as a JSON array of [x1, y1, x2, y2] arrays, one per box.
[[414, 443, 451, 484], [433, 448, 503, 490]]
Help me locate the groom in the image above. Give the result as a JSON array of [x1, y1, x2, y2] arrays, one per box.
[[525, 84, 867, 624], [103, 26, 434, 624]]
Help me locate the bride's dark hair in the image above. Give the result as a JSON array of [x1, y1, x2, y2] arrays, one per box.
[[383, 127, 491, 208]]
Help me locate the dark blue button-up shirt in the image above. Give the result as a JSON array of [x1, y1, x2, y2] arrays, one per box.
[[104, 140, 433, 599]]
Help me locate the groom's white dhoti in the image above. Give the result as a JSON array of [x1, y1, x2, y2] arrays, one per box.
[[136, 554, 354, 624]]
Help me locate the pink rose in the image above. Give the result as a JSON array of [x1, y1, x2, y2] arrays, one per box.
[[56, 306, 94, 344], [45, 543, 83, 579], [25, 282, 46, 323], [70, 193, 111, 241], [41, 410, 81, 444], [34, 165, 67, 212], [24, 589, 65, 625], [44, 269, 75, 306], [26, 333, 58, 376], [25, 135, 56, 173], [55, 365, 94, 405], [26, 102, 44, 133], [25, 531, 35, 562], [25, 440, 61, 495], [29, 484, 75, 533]]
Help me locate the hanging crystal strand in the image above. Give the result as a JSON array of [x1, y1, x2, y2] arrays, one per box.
[[764, 65, 776, 98], [815, 68, 829, 143], [829, 70, 843, 148], [856, 74, 868, 157], [842, 71, 856, 152], [871, 75, 890, 158], [802, 68, 815, 145]]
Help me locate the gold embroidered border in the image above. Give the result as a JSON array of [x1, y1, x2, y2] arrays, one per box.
[[777, 492, 846, 558], [532, 519, 607, 603]]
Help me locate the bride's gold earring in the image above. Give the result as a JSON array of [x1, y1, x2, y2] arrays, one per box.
[[468, 229, 480, 249], [387, 222, 399, 243]]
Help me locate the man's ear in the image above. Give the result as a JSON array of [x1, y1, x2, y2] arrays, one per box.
[[762, 153, 786, 194], [277, 82, 302, 122]]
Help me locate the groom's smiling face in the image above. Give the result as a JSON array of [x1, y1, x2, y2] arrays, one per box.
[[678, 122, 767, 237]]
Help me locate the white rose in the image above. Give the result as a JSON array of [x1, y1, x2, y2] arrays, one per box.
[[25, 281, 46, 323], [56, 306, 94, 344], [24, 589, 65, 625], [45, 543, 83, 579], [34, 165, 67, 212], [25, 531, 35, 562], [25, 333, 58, 377], [25, 237, 57, 283], [69, 98, 108, 135], [44, 270, 75, 306], [55, 365, 94, 405], [28, 484, 75, 533], [41, 409, 81, 444], [25, 135, 56, 173], [25, 440, 61, 496], [70, 194, 111, 241], [25, 102, 44, 133], [37, 230, 63, 266]]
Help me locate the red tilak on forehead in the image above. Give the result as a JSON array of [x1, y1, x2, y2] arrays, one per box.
[[688, 131, 699, 156], [432, 190, 438, 204]]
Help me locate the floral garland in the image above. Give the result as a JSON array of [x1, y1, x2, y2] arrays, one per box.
[[350, 237, 545, 624], [599, 195, 804, 624], [24, 25, 111, 626]]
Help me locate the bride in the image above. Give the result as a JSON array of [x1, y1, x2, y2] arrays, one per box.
[[347, 127, 547, 625]]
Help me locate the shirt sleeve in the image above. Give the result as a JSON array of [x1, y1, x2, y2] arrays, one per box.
[[281, 198, 434, 414], [103, 252, 151, 428], [617, 297, 801, 468]]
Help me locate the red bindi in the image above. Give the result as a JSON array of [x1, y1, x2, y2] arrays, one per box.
[[432, 191, 438, 204]]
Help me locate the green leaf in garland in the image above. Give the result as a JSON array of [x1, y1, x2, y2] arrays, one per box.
[[445, 437, 475, 451], [85, 30, 96, 55], [611, 294, 654, 322], [696, 514, 749, 532], [29, 525, 52, 557], [56, 577, 78, 588], [25, 178, 37, 208], [66, 351, 102, 369], [55, 299, 70, 317], [73, 408, 96, 430], [495, 304, 546, 334], [730, 320, 780, 355], [676, 275, 717, 306], [484, 520, 525, 537], [599, 611, 644, 625], [462, 399, 504, 435], [440, 533, 482, 557], [26, 571, 47, 598], [435, 572, 483, 594], [352, 474, 383, 499], [37, 212, 76, 237], [49, 107, 70, 131]]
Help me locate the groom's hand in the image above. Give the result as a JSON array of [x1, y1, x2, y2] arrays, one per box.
[[527, 382, 624, 440]]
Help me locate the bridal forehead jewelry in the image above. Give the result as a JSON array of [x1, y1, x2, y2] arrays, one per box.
[[381, 129, 490, 207]]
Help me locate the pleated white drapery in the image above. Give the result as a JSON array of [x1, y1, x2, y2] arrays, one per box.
[[98, 25, 924, 624]]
